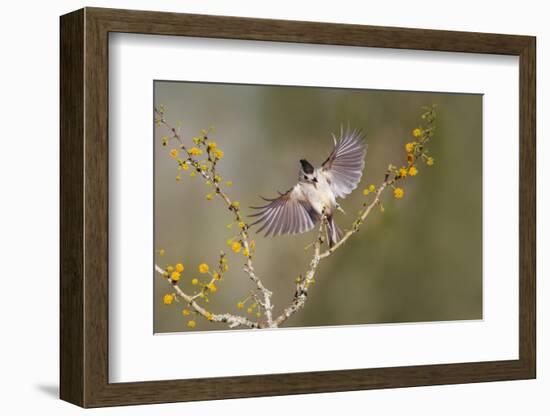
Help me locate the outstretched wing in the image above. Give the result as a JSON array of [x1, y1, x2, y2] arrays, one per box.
[[320, 127, 367, 198], [249, 185, 319, 237]]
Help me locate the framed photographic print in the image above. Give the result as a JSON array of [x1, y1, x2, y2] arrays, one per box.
[[60, 7, 536, 408]]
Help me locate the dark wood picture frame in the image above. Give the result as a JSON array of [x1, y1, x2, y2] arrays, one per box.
[[60, 7, 536, 408]]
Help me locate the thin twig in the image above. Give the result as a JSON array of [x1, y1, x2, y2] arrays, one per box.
[[320, 180, 391, 259]]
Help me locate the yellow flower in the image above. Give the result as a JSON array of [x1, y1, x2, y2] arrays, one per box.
[[199, 263, 209, 274], [412, 128, 422, 138], [242, 248, 250, 257], [238, 221, 246, 229], [405, 142, 416, 153], [193, 136, 201, 144], [171, 271, 181, 281], [213, 272, 221, 280], [237, 302, 244, 309], [407, 154, 415, 164], [426, 157, 435, 166], [222, 263, 229, 272], [206, 312, 214, 321], [190, 171, 196, 178], [226, 181, 233, 187], [362, 188, 370, 196], [207, 283, 217, 293], [163, 294, 174, 305], [409, 166, 418, 176], [394, 187, 405, 199], [189, 147, 203, 156], [231, 241, 242, 253], [200, 164, 208, 171], [166, 265, 174, 273], [231, 201, 240, 209], [206, 194, 213, 201], [158, 248, 165, 257], [175, 175, 181, 181], [256, 312, 261, 317], [181, 163, 189, 171], [247, 307, 253, 314], [214, 174, 221, 182], [175, 263, 184, 273], [398, 167, 408, 178], [226, 239, 233, 246], [191, 278, 199, 285], [182, 309, 190, 316], [214, 149, 224, 159], [187, 320, 196, 328], [169, 149, 179, 158], [207, 142, 217, 151]]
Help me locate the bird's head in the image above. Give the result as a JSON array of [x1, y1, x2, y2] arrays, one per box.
[[299, 159, 317, 183]]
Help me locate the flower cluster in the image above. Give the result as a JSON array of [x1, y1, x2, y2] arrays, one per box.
[[157, 248, 231, 328], [235, 293, 262, 317], [361, 105, 437, 211], [157, 107, 228, 187]]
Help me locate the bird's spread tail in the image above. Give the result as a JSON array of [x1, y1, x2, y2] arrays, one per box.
[[326, 216, 343, 248]]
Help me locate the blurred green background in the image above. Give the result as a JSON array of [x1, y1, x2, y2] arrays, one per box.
[[154, 81, 482, 333]]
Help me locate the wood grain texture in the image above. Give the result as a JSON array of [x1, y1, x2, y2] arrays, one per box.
[[59, 7, 537, 408], [59, 8, 84, 406], [518, 38, 536, 376]]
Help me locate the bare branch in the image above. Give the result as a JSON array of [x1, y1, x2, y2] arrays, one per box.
[[155, 105, 437, 330], [274, 216, 326, 326], [156, 111, 274, 327], [273, 105, 438, 325]]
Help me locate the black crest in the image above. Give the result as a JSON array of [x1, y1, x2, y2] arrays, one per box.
[[300, 159, 314, 174]]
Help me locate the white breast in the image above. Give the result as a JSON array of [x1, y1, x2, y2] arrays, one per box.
[[299, 171, 336, 216]]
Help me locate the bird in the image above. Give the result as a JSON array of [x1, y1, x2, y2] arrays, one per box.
[[249, 127, 367, 248]]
